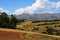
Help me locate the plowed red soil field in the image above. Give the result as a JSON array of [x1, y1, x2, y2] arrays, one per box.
[[0, 30, 38, 40], [0, 28, 60, 40]]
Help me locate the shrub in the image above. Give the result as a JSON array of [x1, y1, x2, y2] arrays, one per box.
[[42, 32, 47, 34], [54, 25, 57, 27], [32, 27, 39, 31], [56, 31, 60, 36], [58, 25, 60, 27], [43, 27, 55, 35], [46, 28, 54, 35], [45, 26, 49, 28]]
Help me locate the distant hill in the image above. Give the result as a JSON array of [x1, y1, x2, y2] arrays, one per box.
[[16, 13, 60, 20]]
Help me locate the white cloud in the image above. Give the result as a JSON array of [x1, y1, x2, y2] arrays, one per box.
[[13, 0, 60, 15], [56, 1, 60, 8], [0, 8, 10, 13]]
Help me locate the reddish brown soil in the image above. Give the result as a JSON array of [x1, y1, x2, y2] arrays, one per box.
[[0, 30, 37, 40], [0, 28, 60, 40]]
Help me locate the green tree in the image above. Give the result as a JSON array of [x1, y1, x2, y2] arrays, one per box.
[[9, 15, 18, 29], [0, 12, 9, 28], [0, 12, 25, 29]]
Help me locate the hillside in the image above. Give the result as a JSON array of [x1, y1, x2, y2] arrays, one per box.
[[16, 13, 60, 20], [0, 20, 60, 40], [17, 20, 60, 33]]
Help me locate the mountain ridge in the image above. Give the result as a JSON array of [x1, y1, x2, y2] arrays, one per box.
[[16, 13, 60, 20]]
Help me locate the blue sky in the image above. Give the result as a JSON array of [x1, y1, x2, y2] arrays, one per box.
[[49, 0, 60, 2], [0, 0, 60, 15], [0, 0, 35, 9], [0, 0, 35, 14]]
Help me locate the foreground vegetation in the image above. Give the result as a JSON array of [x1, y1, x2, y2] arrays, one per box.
[[42, 27, 60, 36], [0, 12, 24, 29]]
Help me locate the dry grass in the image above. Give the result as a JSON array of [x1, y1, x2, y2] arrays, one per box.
[[0, 28, 37, 40], [0, 20, 59, 40], [0, 28, 60, 40], [16, 20, 60, 33]]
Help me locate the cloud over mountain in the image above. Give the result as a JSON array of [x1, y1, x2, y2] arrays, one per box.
[[13, 0, 60, 15]]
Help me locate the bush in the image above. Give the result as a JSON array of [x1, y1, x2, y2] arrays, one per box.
[[42, 32, 47, 34], [58, 25, 60, 27], [56, 31, 60, 36], [32, 27, 39, 31], [43, 27, 55, 35], [46, 28, 54, 35], [45, 26, 49, 28], [43, 26, 60, 36], [54, 25, 57, 27]]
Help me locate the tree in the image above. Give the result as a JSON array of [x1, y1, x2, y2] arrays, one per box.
[[0, 12, 25, 29], [9, 15, 18, 29], [0, 12, 9, 28], [0, 14, 2, 27]]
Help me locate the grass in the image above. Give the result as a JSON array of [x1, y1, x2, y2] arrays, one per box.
[[1, 12, 60, 40], [0, 28, 60, 40], [16, 20, 60, 34], [0, 20, 60, 40]]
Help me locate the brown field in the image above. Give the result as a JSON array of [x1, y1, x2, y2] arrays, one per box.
[[17, 20, 60, 32], [0, 20, 60, 40], [0, 28, 60, 40]]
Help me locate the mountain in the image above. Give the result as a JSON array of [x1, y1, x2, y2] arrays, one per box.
[[16, 13, 60, 20]]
